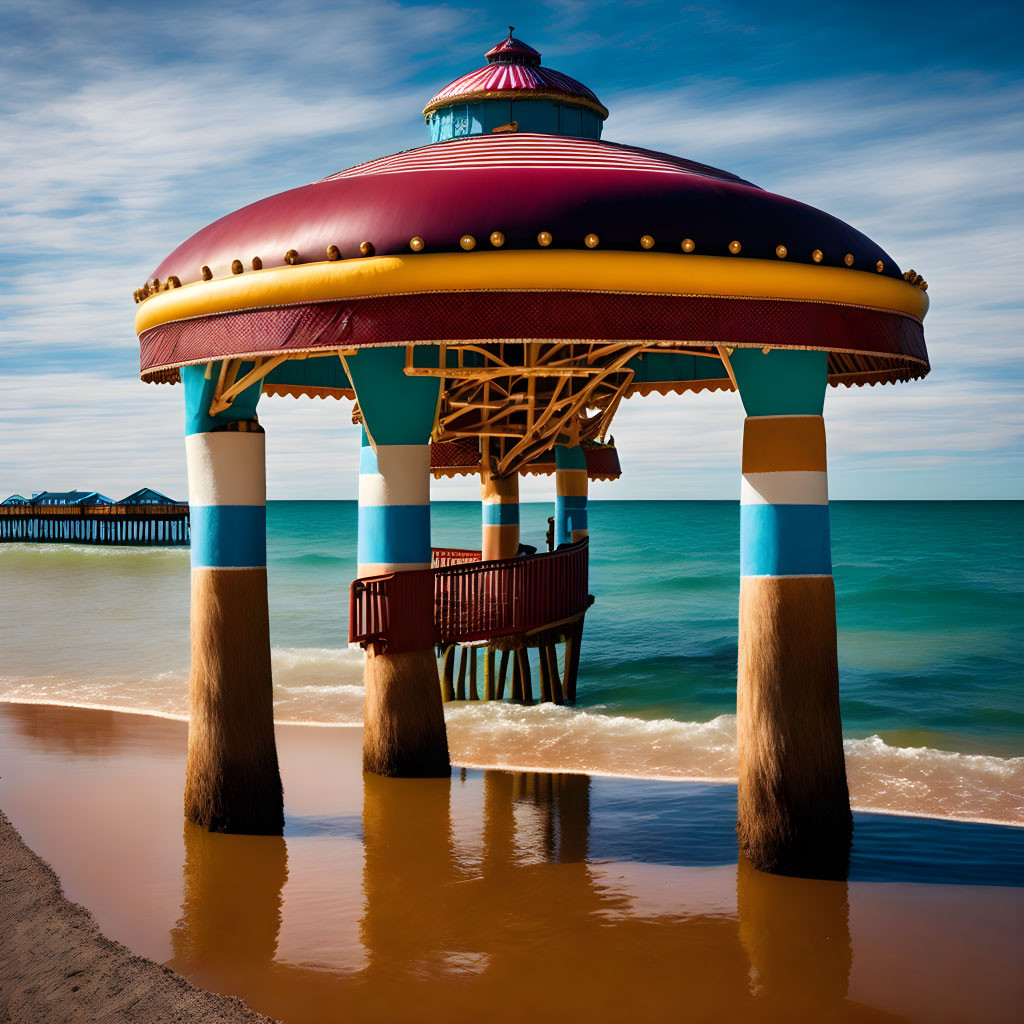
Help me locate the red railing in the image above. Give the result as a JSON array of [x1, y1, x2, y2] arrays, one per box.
[[431, 546, 482, 568], [350, 540, 589, 652]]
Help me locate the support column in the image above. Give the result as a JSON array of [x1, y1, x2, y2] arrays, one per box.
[[731, 348, 851, 876], [347, 347, 450, 778], [182, 364, 282, 834], [480, 468, 519, 561], [554, 444, 588, 547]]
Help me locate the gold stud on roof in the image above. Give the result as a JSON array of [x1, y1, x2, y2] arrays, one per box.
[[728, 240, 741, 254], [584, 233, 599, 248], [490, 231, 505, 248], [201, 265, 212, 280], [460, 234, 476, 250], [284, 249, 299, 265], [359, 241, 374, 256], [251, 257, 262, 271], [844, 253, 854, 266], [537, 231, 552, 246], [409, 236, 425, 252], [681, 238, 695, 253], [326, 245, 341, 261], [775, 245, 788, 258], [812, 249, 823, 263], [640, 235, 655, 249]]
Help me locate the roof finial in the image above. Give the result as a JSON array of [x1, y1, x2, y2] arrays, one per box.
[[509, 25, 514, 35]]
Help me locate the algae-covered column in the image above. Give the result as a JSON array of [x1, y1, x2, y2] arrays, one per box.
[[480, 465, 519, 560], [554, 443, 588, 546], [347, 348, 450, 777], [731, 349, 851, 876], [182, 364, 282, 834]]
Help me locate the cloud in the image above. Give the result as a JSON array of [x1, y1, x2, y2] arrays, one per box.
[[0, 1, 1020, 500]]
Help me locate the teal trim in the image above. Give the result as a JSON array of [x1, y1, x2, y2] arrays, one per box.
[[428, 98, 602, 142], [264, 354, 352, 392], [182, 363, 262, 436], [482, 503, 519, 526], [555, 444, 587, 470], [740, 504, 831, 576], [344, 347, 440, 445], [190, 505, 266, 568], [626, 351, 728, 384], [358, 505, 431, 565], [730, 349, 828, 417]]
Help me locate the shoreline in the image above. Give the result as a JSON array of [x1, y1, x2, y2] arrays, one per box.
[[2, 697, 1021, 830], [0, 807, 276, 1024]]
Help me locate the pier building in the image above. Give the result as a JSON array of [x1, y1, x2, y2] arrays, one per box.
[[132, 32, 931, 874], [0, 488, 189, 545]]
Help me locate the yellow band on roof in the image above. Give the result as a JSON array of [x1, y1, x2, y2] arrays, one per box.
[[135, 251, 929, 337]]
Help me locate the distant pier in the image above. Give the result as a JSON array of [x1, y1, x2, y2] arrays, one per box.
[[0, 488, 189, 546]]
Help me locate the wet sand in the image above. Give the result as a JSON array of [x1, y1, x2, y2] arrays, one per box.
[[0, 806, 277, 1023], [1, 702, 1023, 1023]]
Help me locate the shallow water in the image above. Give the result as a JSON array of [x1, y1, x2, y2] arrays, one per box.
[[2, 704, 1023, 1024], [1, 500, 1022, 824]]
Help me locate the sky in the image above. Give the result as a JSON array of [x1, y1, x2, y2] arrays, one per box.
[[0, 0, 1021, 501]]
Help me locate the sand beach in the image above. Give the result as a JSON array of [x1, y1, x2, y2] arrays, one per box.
[[2, 701, 1022, 1023]]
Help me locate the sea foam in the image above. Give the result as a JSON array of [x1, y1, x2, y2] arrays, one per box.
[[2, 644, 1021, 827]]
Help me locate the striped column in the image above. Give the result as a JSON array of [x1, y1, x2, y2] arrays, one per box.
[[344, 346, 450, 778], [554, 444, 588, 546], [481, 470, 519, 561], [181, 364, 282, 835], [732, 348, 851, 877], [357, 430, 431, 576]]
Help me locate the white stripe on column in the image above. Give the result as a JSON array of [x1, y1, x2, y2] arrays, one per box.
[[185, 433, 266, 507], [741, 471, 828, 506], [357, 560, 432, 577], [358, 445, 431, 507]]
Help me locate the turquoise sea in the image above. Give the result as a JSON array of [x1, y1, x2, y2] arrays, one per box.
[[1, 500, 1022, 825]]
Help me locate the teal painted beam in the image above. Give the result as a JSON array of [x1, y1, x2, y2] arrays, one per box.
[[344, 347, 441, 445], [182, 362, 263, 436], [730, 349, 828, 417]]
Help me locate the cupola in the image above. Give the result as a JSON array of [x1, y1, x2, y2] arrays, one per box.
[[423, 29, 608, 142]]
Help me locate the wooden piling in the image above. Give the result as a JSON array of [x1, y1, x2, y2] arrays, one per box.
[[545, 644, 564, 705], [564, 618, 584, 703], [468, 646, 479, 700], [456, 645, 467, 700], [537, 642, 552, 702], [441, 645, 455, 702], [484, 647, 495, 700], [516, 648, 534, 703]]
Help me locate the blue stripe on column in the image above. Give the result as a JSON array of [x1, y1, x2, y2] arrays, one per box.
[[357, 504, 431, 565], [555, 496, 588, 545], [557, 495, 588, 511], [482, 503, 520, 526], [190, 505, 266, 568], [740, 504, 831, 577]]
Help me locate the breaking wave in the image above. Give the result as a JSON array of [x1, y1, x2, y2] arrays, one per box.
[[1, 645, 1021, 827]]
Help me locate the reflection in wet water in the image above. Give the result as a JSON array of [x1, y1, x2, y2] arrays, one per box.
[[162, 769, 897, 1023], [169, 823, 288, 982], [2, 706, 1021, 1024]]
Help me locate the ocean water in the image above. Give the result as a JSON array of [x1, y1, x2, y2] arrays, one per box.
[[1, 500, 1021, 825]]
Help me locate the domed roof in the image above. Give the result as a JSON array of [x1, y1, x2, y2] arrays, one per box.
[[134, 42, 930, 398], [423, 32, 608, 120]]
